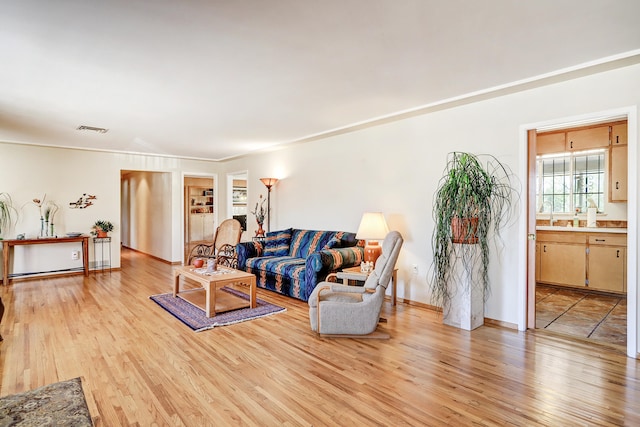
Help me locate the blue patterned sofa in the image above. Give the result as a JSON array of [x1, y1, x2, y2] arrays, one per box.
[[236, 228, 364, 301]]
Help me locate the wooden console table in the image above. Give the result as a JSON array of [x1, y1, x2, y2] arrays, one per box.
[[2, 236, 90, 285]]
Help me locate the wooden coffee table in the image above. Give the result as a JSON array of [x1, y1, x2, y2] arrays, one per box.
[[173, 265, 256, 317]]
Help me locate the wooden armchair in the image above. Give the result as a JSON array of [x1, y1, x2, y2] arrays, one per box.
[[187, 218, 242, 268]]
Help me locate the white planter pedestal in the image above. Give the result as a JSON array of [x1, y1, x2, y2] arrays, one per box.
[[442, 245, 484, 330]]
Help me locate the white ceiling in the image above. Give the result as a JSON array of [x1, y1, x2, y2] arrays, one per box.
[[2, 1, 640, 161]]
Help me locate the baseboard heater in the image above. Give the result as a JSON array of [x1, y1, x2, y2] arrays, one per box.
[[8, 267, 85, 278]]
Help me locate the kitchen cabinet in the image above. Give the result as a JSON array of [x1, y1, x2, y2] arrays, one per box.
[[611, 123, 627, 145], [536, 132, 565, 155], [537, 231, 587, 287], [609, 122, 628, 203], [587, 234, 626, 292], [566, 125, 610, 151], [609, 145, 627, 202], [536, 124, 609, 155], [536, 230, 626, 294], [588, 247, 626, 292]]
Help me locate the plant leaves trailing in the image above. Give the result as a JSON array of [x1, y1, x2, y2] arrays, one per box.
[[429, 152, 518, 308], [0, 192, 17, 239]]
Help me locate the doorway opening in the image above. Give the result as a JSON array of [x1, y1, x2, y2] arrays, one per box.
[[121, 170, 172, 262], [525, 110, 636, 357], [184, 175, 215, 264], [227, 171, 248, 241]]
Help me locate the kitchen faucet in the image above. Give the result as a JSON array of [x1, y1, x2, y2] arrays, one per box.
[[541, 201, 555, 226]]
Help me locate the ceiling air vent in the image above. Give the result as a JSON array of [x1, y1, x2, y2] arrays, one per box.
[[76, 125, 108, 133]]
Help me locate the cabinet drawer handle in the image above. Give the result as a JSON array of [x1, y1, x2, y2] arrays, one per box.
[[595, 239, 605, 242], [543, 245, 547, 253], [616, 181, 620, 190], [570, 141, 573, 149], [617, 250, 620, 258], [616, 135, 619, 144]]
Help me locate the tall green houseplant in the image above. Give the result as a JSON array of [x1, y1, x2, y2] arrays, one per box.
[[430, 152, 517, 308]]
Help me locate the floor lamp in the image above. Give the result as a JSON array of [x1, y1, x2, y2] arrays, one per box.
[[260, 178, 278, 232]]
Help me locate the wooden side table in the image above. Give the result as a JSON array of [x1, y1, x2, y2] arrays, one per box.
[[92, 237, 112, 274], [336, 266, 398, 306]]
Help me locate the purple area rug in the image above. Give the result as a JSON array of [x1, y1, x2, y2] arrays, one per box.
[[150, 287, 286, 332]]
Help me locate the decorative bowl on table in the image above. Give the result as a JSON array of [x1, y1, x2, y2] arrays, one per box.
[[66, 232, 82, 237]]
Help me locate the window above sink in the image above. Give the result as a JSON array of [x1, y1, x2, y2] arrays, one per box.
[[537, 149, 605, 215]]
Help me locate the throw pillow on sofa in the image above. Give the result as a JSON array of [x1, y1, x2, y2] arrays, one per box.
[[289, 230, 337, 259], [322, 231, 350, 249], [263, 228, 292, 257]]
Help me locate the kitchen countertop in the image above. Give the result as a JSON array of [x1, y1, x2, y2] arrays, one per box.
[[536, 226, 627, 234]]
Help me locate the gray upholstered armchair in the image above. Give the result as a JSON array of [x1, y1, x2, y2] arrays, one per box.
[[308, 230, 403, 337]]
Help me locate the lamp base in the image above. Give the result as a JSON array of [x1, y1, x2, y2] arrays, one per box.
[[363, 241, 382, 265]]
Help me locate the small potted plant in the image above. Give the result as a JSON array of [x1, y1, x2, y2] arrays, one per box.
[[251, 195, 267, 237], [91, 220, 114, 238]]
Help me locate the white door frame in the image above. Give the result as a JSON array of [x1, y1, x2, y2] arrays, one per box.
[[519, 106, 638, 358]]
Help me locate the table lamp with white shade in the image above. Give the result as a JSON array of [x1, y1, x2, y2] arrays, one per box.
[[356, 212, 389, 265]]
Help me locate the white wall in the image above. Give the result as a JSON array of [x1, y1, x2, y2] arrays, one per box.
[[220, 62, 640, 334]]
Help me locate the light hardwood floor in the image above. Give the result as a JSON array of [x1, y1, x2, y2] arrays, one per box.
[[1, 248, 639, 426]]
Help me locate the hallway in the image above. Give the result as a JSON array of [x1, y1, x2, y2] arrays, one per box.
[[536, 284, 626, 348]]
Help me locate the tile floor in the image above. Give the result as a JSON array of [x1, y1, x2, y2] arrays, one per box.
[[536, 284, 626, 347]]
